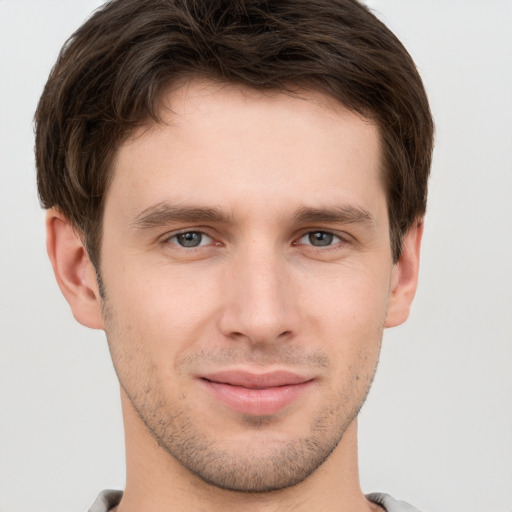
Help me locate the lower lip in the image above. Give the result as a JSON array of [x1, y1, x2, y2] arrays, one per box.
[[200, 379, 314, 416]]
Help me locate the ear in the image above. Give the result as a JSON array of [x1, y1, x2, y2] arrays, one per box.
[[46, 209, 104, 329], [385, 219, 424, 328]]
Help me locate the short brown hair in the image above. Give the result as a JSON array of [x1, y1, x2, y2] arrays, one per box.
[[35, 0, 434, 267]]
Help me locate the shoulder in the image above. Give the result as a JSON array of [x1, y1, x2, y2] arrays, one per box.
[[88, 489, 123, 512], [366, 493, 424, 512]]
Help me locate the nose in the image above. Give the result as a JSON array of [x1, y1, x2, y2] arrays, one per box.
[[218, 245, 299, 346]]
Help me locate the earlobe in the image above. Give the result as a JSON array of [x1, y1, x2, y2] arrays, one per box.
[[384, 220, 424, 328], [46, 209, 105, 329]]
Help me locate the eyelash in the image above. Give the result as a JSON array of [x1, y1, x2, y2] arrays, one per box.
[[162, 229, 348, 250], [162, 230, 216, 249], [294, 231, 345, 248]]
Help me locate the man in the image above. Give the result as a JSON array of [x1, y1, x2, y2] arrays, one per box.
[[35, 0, 433, 510]]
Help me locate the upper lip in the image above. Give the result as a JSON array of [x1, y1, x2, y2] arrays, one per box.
[[200, 370, 313, 389]]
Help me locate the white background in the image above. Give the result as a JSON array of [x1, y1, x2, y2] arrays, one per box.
[[0, 1, 511, 511]]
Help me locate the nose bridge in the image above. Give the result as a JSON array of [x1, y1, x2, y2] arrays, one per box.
[[220, 240, 296, 344]]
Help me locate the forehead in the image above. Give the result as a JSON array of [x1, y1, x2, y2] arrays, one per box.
[[108, 80, 384, 224]]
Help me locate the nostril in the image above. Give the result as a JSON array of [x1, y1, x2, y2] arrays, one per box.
[[228, 331, 245, 341]]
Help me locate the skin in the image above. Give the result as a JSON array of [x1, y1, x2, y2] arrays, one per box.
[[46, 80, 422, 512]]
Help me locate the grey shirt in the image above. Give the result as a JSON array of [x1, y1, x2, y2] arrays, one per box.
[[89, 489, 423, 512]]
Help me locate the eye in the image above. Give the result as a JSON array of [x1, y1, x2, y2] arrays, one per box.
[[167, 231, 213, 248], [298, 231, 342, 247]]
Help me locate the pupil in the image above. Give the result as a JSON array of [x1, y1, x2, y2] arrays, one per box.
[[309, 232, 333, 246], [177, 232, 201, 247]]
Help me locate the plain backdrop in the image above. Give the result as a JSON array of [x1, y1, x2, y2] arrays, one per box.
[[1, 1, 511, 511]]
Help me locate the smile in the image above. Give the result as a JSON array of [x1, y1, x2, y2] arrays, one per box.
[[198, 370, 315, 416]]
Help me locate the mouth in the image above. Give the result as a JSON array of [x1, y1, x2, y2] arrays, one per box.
[[198, 370, 315, 416]]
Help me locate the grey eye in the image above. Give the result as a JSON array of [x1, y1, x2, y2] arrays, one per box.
[[172, 231, 211, 248], [299, 231, 339, 247]]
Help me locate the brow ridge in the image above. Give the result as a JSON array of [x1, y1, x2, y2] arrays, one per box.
[[293, 205, 376, 227], [131, 202, 233, 229], [131, 202, 376, 230]]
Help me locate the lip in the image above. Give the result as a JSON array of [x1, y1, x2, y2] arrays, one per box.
[[198, 370, 315, 416]]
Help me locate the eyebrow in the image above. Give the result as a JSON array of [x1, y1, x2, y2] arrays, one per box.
[[131, 202, 376, 230], [292, 205, 376, 227], [131, 202, 233, 229]]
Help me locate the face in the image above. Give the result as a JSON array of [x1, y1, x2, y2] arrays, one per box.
[[98, 81, 398, 492]]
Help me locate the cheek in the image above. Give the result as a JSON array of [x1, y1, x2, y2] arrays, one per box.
[[299, 260, 391, 327], [104, 261, 224, 352], [101, 268, 217, 402], [298, 263, 389, 369]]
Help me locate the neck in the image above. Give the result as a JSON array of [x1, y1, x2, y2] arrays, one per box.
[[116, 391, 377, 512]]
